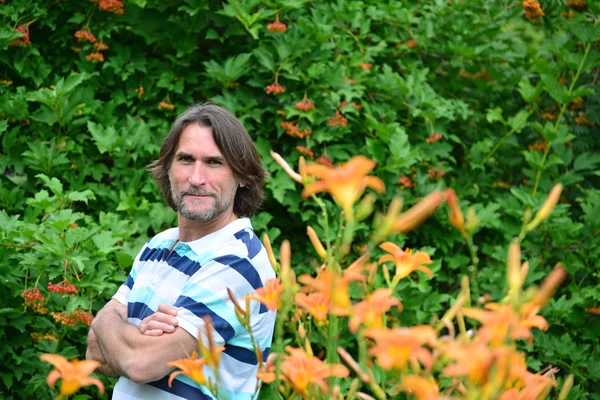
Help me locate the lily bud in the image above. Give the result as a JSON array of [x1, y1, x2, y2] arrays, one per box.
[[270, 150, 302, 183], [262, 234, 278, 273], [533, 264, 566, 307], [306, 226, 327, 260], [355, 193, 376, 222], [526, 183, 562, 231], [298, 156, 307, 182], [391, 190, 446, 233], [465, 207, 480, 234], [507, 239, 522, 293], [446, 189, 466, 236], [558, 375, 574, 400]]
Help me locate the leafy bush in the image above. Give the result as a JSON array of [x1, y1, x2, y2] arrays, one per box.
[[0, 0, 598, 398]]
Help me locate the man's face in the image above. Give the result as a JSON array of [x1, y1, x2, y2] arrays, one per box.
[[168, 124, 239, 222]]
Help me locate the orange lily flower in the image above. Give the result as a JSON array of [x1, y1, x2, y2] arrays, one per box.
[[390, 190, 446, 233], [280, 346, 349, 396], [247, 278, 284, 311], [299, 269, 363, 316], [40, 354, 104, 396], [441, 341, 498, 385], [397, 375, 440, 400], [364, 326, 437, 370], [462, 302, 548, 346], [348, 288, 402, 333], [378, 242, 433, 284], [301, 156, 385, 216], [295, 292, 330, 323], [167, 351, 207, 387]]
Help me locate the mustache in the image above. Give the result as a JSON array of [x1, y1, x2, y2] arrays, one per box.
[[181, 189, 214, 197]]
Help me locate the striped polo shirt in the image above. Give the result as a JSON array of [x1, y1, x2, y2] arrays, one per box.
[[111, 218, 276, 399]]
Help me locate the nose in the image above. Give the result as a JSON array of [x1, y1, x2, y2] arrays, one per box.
[[188, 161, 208, 187]]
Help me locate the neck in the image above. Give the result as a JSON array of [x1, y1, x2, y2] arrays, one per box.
[[177, 211, 239, 242]]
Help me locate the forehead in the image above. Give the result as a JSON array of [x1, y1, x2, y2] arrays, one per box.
[[176, 124, 221, 155]]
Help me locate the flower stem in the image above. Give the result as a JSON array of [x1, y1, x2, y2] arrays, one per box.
[[532, 43, 591, 196]]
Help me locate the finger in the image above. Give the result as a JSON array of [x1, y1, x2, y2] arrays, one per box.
[[143, 329, 165, 336], [157, 303, 178, 316], [142, 312, 179, 327], [145, 320, 177, 333]]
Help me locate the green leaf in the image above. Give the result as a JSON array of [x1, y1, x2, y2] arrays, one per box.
[[88, 121, 119, 154], [0, 210, 20, 235], [35, 173, 63, 196], [93, 231, 119, 254], [508, 110, 529, 132], [486, 107, 506, 125], [518, 77, 543, 103], [540, 74, 569, 104], [573, 152, 600, 172]]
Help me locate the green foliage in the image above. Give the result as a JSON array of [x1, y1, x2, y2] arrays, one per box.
[[0, 0, 598, 398]]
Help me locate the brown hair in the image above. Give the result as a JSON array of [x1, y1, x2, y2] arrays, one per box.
[[148, 103, 266, 217]]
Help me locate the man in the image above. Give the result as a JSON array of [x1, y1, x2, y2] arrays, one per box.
[[86, 103, 276, 399]]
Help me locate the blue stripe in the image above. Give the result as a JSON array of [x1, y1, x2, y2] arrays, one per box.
[[139, 246, 203, 277], [124, 275, 134, 289], [234, 229, 262, 259], [212, 255, 267, 314], [128, 301, 154, 320], [139, 246, 170, 262], [148, 375, 213, 399], [263, 347, 270, 362], [223, 344, 258, 365], [173, 296, 236, 341], [168, 251, 202, 276], [212, 255, 263, 290]]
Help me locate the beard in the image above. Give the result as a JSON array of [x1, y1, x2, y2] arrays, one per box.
[[171, 187, 234, 222]]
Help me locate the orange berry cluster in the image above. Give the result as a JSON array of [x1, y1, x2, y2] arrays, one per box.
[[398, 174, 415, 189], [328, 111, 348, 127], [266, 82, 286, 95], [522, 0, 544, 19], [48, 281, 79, 295], [31, 332, 59, 343], [407, 39, 418, 48], [158, 100, 175, 111], [339, 101, 362, 110], [8, 25, 31, 47], [569, 97, 583, 111], [428, 167, 446, 180], [91, 0, 124, 14], [75, 29, 96, 43], [316, 155, 334, 167], [267, 21, 287, 32], [542, 112, 556, 121], [296, 145, 314, 159], [575, 114, 595, 126], [426, 133, 443, 143], [295, 98, 316, 112], [566, 0, 587, 11], [281, 121, 312, 139], [94, 42, 108, 51], [86, 52, 104, 63], [528, 142, 547, 152], [360, 63, 372, 70], [51, 309, 94, 327], [21, 288, 48, 314]]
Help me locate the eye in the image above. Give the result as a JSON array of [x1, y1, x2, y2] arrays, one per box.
[[177, 155, 194, 163]]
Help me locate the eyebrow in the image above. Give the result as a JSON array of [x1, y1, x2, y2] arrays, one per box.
[[175, 152, 225, 163]]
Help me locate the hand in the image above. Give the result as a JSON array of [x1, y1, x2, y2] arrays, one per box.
[[139, 303, 179, 336]]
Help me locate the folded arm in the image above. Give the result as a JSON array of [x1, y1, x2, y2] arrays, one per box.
[[88, 299, 196, 383]]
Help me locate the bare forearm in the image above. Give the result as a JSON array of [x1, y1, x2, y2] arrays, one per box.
[[86, 326, 122, 377], [91, 303, 195, 383]]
